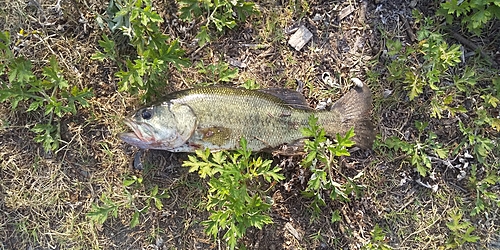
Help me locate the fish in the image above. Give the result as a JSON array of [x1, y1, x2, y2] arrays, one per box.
[[118, 84, 375, 153]]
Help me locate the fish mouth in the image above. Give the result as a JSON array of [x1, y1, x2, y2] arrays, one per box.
[[118, 118, 157, 149]]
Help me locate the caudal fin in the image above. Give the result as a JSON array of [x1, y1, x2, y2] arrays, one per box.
[[326, 85, 375, 149]]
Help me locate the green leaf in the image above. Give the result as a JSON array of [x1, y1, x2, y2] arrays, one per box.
[[130, 211, 140, 228], [488, 118, 500, 131], [123, 178, 136, 187], [178, 0, 203, 21], [435, 147, 448, 159], [470, 9, 492, 29], [8, 57, 34, 84], [26, 100, 42, 112], [154, 197, 163, 210], [463, 226, 480, 243], [331, 210, 341, 223], [441, 0, 462, 15], [90, 52, 107, 61], [414, 157, 428, 177], [386, 39, 402, 56], [32, 123, 59, 152]]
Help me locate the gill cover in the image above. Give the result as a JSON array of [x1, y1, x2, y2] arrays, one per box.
[[166, 101, 197, 148]]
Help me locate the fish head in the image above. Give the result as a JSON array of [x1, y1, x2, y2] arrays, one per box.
[[119, 102, 197, 150]]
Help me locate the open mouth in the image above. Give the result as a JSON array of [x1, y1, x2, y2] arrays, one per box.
[[118, 118, 156, 148]]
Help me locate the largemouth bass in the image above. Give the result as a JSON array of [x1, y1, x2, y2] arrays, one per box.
[[119, 85, 375, 152]]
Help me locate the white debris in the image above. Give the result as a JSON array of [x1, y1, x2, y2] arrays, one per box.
[[457, 170, 467, 181], [315, 98, 332, 110], [383, 89, 393, 98], [338, 5, 355, 21], [285, 222, 303, 240], [416, 179, 439, 192], [312, 13, 324, 21], [429, 171, 436, 181], [227, 57, 247, 68], [399, 173, 411, 186], [288, 25, 313, 51], [322, 72, 339, 88], [351, 77, 364, 88], [316, 101, 327, 110]]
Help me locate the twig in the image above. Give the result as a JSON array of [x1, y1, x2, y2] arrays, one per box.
[[448, 30, 498, 67], [400, 14, 416, 42]]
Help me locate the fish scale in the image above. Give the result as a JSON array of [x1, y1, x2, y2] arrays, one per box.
[[174, 89, 309, 151], [119, 85, 375, 152]]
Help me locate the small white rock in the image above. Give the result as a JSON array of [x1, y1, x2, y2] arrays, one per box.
[[312, 13, 323, 21], [288, 25, 313, 51], [383, 89, 393, 98]]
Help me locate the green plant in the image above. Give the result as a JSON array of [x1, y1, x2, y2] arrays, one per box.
[[458, 121, 495, 166], [0, 31, 93, 152], [178, 0, 259, 46], [386, 10, 462, 102], [87, 176, 170, 228], [439, 0, 500, 36], [300, 115, 363, 216], [468, 164, 500, 216], [195, 60, 239, 85], [362, 224, 392, 250], [93, 0, 189, 101], [183, 138, 284, 249], [87, 193, 120, 225], [90, 34, 118, 63], [458, 119, 499, 216], [377, 121, 448, 177], [445, 209, 480, 248], [240, 79, 260, 90]]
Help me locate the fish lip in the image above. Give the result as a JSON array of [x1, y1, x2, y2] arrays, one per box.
[[120, 118, 156, 142]]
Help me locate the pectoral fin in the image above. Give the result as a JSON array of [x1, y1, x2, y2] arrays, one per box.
[[198, 127, 232, 146]]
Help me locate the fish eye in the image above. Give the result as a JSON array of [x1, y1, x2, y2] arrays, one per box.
[[141, 109, 152, 120]]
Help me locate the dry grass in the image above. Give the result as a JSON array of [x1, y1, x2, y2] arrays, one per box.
[[1, 0, 499, 249]]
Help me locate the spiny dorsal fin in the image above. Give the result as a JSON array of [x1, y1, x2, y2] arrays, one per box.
[[258, 88, 311, 110]]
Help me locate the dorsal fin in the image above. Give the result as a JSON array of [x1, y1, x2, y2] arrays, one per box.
[[258, 88, 311, 110]]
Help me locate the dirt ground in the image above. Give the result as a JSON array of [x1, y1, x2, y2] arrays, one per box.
[[1, 0, 499, 249]]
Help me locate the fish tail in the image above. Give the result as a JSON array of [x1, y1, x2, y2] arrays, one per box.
[[320, 84, 375, 149]]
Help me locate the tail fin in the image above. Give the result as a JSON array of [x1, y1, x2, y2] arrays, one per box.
[[324, 85, 375, 149]]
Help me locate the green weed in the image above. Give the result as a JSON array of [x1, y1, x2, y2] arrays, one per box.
[[445, 208, 480, 248], [362, 224, 391, 250], [468, 164, 500, 216], [300, 115, 363, 216], [439, 0, 500, 36], [93, 0, 189, 101], [283, 0, 311, 19], [183, 138, 284, 249], [240, 79, 260, 90], [386, 10, 462, 103], [0, 31, 93, 152], [87, 193, 120, 225], [87, 176, 170, 228], [90, 34, 118, 63], [457, 117, 498, 217], [377, 121, 448, 177], [178, 0, 259, 46], [195, 60, 239, 86]]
